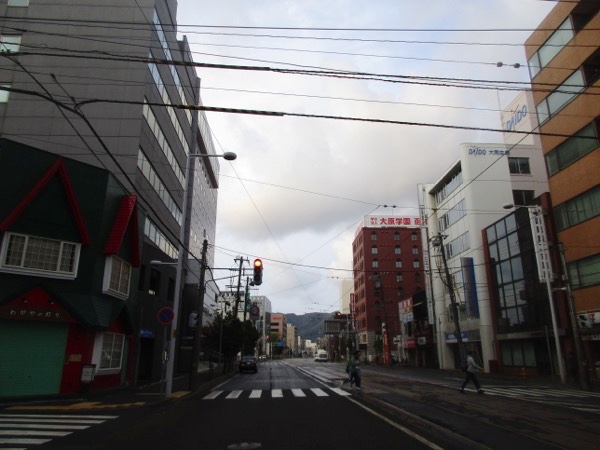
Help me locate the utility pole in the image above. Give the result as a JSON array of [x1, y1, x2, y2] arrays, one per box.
[[234, 257, 246, 318], [558, 242, 589, 389], [189, 238, 208, 391], [432, 233, 465, 366]]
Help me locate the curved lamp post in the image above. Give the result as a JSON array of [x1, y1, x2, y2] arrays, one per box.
[[503, 202, 566, 384], [165, 151, 236, 396]]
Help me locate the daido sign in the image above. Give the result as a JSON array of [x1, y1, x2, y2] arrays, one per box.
[[504, 104, 528, 131]]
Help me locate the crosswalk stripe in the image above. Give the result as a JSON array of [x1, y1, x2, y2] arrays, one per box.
[[0, 418, 106, 424], [310, 388, 328, 397], [0, 437, 52, 445], [0, 414, 117, 419], [0, 413, 118, 448], [272, 389, 284, 398], [291, 389, 306, 398], [330, 387, 352, 396], [202, 387, 351, 400], [226, 390, 243, 399], [249, 390, 262, 399], [203, 390, 223, 400], [0, 423, 90, 430], [0, 430, 72, 437]]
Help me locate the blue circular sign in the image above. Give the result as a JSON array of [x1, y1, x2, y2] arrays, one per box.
[[157, 307, 174, 324]]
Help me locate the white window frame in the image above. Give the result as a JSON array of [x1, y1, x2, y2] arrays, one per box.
[[103, 255, 132, 300], [8, 0, 30, 6], [0, 35, 21, 53], [0, 232, 80, 279], [0, 84, 10, 103], [93, 332, 125, 374]]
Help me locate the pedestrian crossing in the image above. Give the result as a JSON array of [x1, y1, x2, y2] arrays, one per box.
[[203, 387, 351, 400], [0, 413, 118, 448], [473, 385, 600, 414]]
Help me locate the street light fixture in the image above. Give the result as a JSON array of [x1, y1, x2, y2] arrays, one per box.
[[165, 151, 237, 396], [503, 202, 566, 384]]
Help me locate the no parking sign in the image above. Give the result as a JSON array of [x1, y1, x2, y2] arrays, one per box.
[[157, 307, 174, 325]]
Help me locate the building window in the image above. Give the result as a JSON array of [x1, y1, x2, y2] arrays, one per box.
[[394, 246, 401, 255], [536, 69, 585, 124], [371, 246, 378, 255], [395, 259, 402, 269], [569, 253, 600, 289], [394, 232, 400, 241], [98, 333, 125, 371], [528, 18, 574, 79], [412, 246, 419, 255], [502, 341, 537, 368], [415, 272, 421, 283], [149, 268, 161, 295], [371, 232, 377, 241], [508, 157, 531, 175], [372, 259, 379, 268], [0, 35, 21, 53], [396, 273, 403, 283], [444, 232, 470, 258], [512, 190, 535, 206], [0, 84, 10, 103], [546, 121, 598, 176], [0, 232, 80, 279], [554, 185, 600, 231], [438, 199, 467, 232], [103, 256, 132, 300], [434, 169, 463, 204], [411, 233, 417, 241], [8, 0, 30, 6], [413, 260, 420, 269], [144, 218, 178, 259]]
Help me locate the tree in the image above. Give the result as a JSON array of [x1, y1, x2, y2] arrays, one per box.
[[202, 313, 260, 371]]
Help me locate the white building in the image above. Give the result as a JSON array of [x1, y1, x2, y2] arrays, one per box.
[[339, 280, 354, 315], [422, 140, 548, 371], [251, 296, 272, 356]]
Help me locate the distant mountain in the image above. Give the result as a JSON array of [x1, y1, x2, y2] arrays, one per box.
[[284, 312, 331, 341]]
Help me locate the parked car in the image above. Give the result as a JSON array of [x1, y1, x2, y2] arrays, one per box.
[[314, 351, 328, 362], [239, 355, 258, 373]]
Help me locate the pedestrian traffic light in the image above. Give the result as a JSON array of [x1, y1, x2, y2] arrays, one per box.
[[253, 258, 263, 285]]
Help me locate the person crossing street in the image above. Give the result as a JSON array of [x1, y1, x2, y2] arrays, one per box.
[[460, 351, 484, 394]]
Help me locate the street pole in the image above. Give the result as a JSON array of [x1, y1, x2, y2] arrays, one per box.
[[558, 242, 588, 388], [527, 207, 566, 384], [189, 238, 208, 391], [433, 233, 465, 365], [234, 257, 245, 318]]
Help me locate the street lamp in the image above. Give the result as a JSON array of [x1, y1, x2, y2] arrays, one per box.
[[503, 202, 566, 383], [165, 151, 236, 396]]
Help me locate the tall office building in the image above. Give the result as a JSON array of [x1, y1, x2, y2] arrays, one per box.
[[352, 215, 426, 362], [423, 142, 548, 371], [524, 0, 600, 371], [0, 0, 221, 394]]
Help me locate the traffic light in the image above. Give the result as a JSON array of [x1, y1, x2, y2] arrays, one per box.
[[253, 258, 263, 285]]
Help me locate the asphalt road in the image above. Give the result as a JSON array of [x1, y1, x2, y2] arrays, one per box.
[[2, 358, 599, 449]]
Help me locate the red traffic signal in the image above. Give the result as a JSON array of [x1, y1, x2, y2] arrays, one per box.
[[253, 259, 263, 285]]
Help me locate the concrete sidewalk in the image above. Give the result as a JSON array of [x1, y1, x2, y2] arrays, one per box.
[[0, 371, 235, 412]]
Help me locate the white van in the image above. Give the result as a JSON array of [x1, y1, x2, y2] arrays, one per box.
[[314, 350, 328, 362]]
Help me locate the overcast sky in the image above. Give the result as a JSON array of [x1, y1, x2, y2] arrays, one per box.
[[175, 0, 556, 315]]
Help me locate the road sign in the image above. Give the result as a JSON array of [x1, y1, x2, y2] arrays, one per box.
[[157, 307, 174, 325]]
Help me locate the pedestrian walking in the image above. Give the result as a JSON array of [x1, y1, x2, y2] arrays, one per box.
[[348, 350, 361, 390], [460, 351, 483, 394], [341, 358, 353, 387]]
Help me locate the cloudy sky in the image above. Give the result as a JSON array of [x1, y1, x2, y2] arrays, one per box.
[[175, 0, 556, 315]]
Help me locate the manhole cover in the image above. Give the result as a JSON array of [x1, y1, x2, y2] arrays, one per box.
[[227, 443, 261, 449]]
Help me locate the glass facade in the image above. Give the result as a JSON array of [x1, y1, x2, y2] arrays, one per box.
[[486, 209, 553, 369]]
